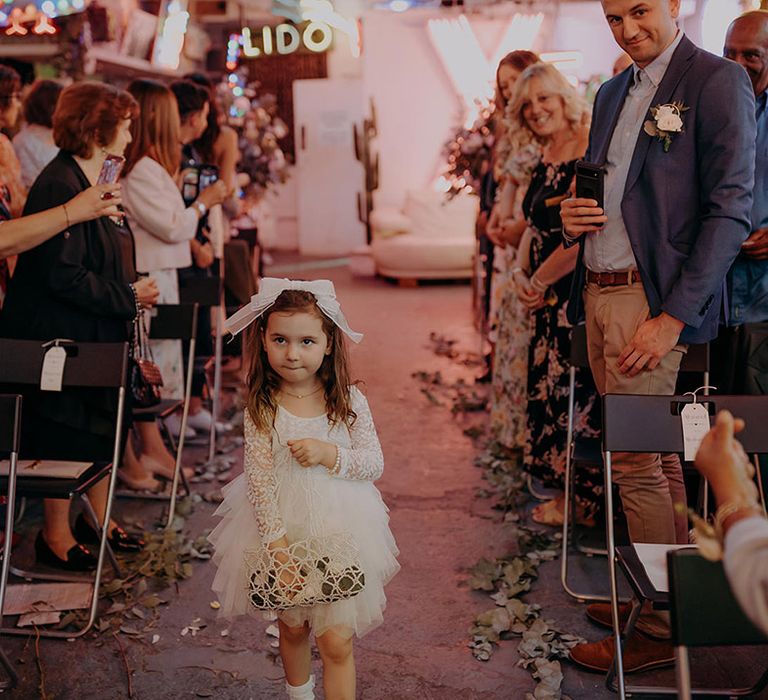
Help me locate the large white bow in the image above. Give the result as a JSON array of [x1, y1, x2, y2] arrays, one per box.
[[223, 277, 363, 343]]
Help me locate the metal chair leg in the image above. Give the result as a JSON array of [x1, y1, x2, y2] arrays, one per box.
[[561, 368, 611, 603], [207, 265, 225, 465], [604, 451, 627, 699], [0, 452, 19, 690], [676, 646, 692, 700], [166, 336, 196, 529]]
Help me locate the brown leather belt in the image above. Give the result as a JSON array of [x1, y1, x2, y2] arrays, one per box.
[[586, 269, 641, 287]]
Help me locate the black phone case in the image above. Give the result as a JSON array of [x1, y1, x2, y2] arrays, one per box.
[[575, 161, 605, 209]]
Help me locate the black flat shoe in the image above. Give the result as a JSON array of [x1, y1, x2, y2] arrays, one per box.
[[35, 531, 97, 572], [74, 514, 145, 553]]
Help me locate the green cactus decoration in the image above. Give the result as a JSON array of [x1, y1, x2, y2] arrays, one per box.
[[354, 99, 379, 245]]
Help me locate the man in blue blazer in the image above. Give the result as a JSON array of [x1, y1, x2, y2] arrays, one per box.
[[561, 0, 756, 673]]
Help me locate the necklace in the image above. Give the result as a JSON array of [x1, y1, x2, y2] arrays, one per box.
[[281, 385, 323, 399]]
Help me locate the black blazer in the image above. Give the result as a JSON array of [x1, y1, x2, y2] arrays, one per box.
[[0, 151, 137, 446]]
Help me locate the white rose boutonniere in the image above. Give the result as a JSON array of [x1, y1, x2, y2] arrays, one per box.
[[643, 101, 689, 152]]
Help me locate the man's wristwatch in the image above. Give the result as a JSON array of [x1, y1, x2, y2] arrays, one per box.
[[192, 201, 207, 217]]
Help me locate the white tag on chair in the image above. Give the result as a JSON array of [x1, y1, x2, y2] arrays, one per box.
[[681, 402, 710, 461], [40, 346, 67, 392]]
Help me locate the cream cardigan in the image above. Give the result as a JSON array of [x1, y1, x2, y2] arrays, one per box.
[[122, 156, 197, 273]]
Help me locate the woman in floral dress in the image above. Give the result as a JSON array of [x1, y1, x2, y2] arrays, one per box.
[[509, 63, 602, 524], [486, 50, 539, 451]]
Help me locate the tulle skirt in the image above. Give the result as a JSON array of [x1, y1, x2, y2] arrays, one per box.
[[209, 471, 400, 639]]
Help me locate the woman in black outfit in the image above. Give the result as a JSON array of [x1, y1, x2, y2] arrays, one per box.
[[508, 63, 602, 526], [0, 81, 158, 570]]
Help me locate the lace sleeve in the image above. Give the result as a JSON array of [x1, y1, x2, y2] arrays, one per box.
[[336, 387, 384, 482], [243, 411, 286, 543]]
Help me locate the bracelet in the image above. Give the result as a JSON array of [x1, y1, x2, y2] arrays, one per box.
[[529, 274, 548, 294], [714, 500, 762, 537], [129, 283, 142, 318], [328, 446, 342, 476], [62, 203, 71, 230], [511, 266, 527, 277]]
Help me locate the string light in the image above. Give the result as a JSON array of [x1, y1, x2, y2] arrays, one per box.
[[33, 10, 56, 33], [5, 7, 28, 35]]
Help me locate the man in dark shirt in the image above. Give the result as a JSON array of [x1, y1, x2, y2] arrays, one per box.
[[714, 11, 768, 395]]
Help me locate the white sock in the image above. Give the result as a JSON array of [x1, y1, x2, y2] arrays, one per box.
[[285, 674, 315, 700]]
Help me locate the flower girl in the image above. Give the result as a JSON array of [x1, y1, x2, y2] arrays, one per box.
[[209, 278, 399, 700]]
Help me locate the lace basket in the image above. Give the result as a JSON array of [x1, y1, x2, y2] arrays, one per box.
[[244, 533, 366, 611]]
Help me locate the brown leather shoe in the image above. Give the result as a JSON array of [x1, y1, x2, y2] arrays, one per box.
[[586, 602, 631, 630], [569, 630, 675, 673]]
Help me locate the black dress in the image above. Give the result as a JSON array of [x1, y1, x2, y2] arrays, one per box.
[[0, 151, 137, 459], [521, 160, 602, 512]]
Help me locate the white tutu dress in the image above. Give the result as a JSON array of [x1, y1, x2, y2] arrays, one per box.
[[209, 386, 399, 639]]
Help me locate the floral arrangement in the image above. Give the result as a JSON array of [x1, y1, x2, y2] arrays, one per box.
[[441, 105, 495, 199], [216, 70, 291, 196]]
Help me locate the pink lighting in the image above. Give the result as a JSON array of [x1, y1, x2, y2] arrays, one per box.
[[427, 13, 544, 127]]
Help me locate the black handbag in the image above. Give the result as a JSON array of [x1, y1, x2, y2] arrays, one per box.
[[130, 310, 163, 408]]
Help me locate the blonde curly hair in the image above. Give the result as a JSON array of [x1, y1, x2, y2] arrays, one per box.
[[507, 62, 591, 143]]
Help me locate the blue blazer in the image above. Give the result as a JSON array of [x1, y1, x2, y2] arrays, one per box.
[[567, 36, 757, 344]]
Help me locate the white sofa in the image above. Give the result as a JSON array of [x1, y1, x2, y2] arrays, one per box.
[[370, 190, 478, 281]]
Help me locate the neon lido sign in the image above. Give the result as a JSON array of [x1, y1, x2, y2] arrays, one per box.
[[241, 21, 333, 57], [227, 0, 360, 66]]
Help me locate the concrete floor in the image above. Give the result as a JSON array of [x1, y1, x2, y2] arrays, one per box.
[[3, 263, 767, 699]]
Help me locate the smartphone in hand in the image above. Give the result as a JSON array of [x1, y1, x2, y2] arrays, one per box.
[[198, 165, 219, 191], [575, 161, 605, 210], [97, 154, 125, 185]]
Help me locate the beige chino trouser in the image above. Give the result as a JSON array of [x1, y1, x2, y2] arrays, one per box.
[[584, 281, 689, 638]]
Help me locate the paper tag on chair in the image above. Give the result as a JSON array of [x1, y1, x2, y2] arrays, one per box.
[[681, 402, 710, 462], [40, 346, 67, 392]]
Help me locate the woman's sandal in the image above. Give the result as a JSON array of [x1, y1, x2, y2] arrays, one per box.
[[531, 498, 596, 528], [141, 456, 194, 481], [117, 469, 165, 492]]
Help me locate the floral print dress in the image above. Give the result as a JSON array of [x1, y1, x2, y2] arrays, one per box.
[[521, 159, 602, 513], [488, 141, 541, 449]]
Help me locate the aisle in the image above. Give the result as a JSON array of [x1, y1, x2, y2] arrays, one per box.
[[6, 263, 766, 698]]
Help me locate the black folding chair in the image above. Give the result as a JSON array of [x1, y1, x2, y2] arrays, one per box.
[[560, 336, 710, 603], [602, 393, 768, 698], [0, 339, 128, 638], [179, 274, 224, 463], [0, 395, 21, 689], [668, 547, 768, 698], [122, 303, 198, 529]]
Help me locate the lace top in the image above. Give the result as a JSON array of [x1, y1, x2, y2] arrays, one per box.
[[244, 385, 384, 543]]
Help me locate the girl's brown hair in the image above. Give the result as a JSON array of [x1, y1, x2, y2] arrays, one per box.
[[246, 290, 356, 433], [123, 79, 181, 178]]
